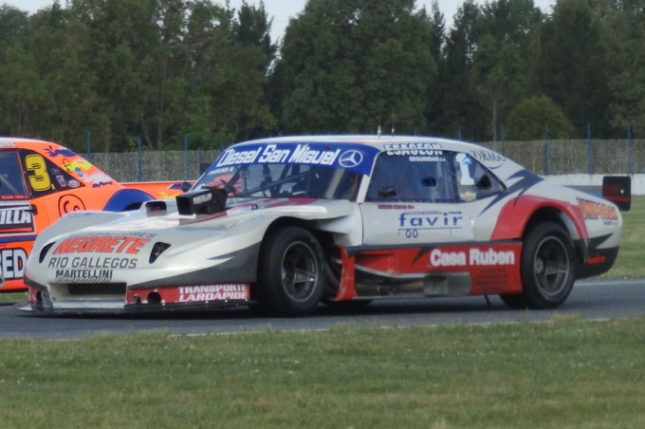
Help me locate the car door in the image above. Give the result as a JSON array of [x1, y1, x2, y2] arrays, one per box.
[[358, 149, 507, 275], [360, 150, 478, 246], [0, 149, 33, 290]]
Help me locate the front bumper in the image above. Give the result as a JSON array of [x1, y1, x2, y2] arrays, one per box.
[[17, 283, 250, 314]]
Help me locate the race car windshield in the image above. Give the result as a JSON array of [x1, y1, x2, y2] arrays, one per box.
[[194, 163, 362, 201]]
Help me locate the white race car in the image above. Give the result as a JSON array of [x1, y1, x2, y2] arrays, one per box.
[[20, 135, 630, 315]]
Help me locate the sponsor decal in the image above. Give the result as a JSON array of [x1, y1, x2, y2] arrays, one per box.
[[0, 205, 34, 234], [48, 256, 137, 269], [84, 172, 114, 187], [45, 146, 76, 158], [384, 142, 442, 156], [210, 143, 378, 175], [338, 150, 364, 168], [577, 198, 618, 223], [0, 195, 28, 201], [67, 180, 81, 188], [61, 157, 93, 177], [0, 248, 27, 279], [53, 235, 150, 255], [58, 195, 86, 215], [588, 254, 607, 265], [469, 149, 506, 169], [398, 211, 463, 238], [0, 141, 16, 147], [409, 155, 445, 162], [456, 153, 475, 185], [378, 204, 415, 210], [217, 144, 340, 167], [54, 269, 113, 283], [178, 284, 250, 302], [430, 247, 515, 267]]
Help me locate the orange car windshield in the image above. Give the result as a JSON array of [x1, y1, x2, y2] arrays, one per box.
[[0, 151, 28, 200]]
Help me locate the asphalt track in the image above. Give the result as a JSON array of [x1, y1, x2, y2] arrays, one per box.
[[0, 278, 644, 340]]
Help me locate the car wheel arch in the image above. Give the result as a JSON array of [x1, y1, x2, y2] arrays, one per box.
[[521, 206, 581, 262], [501, 207, 578, 309], [520, 207, 587, 263], [252, 222, 328, 316], [251, 217, 341, 300], [103, 189, 153, 212]]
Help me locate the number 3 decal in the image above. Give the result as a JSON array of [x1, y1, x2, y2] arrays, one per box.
[[25, 154, 53, 192]]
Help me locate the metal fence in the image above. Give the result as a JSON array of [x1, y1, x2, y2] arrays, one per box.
[[88, 139, 645, 183]]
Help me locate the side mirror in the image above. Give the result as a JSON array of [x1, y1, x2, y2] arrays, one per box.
[[180, 181, 192, 193]]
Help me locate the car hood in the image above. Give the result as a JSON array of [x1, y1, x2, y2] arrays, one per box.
[[34, 197, 354, 251]]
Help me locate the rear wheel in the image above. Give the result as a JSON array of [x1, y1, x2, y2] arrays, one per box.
[[256, 227, 326, 316], [501, 222, 575, 309]]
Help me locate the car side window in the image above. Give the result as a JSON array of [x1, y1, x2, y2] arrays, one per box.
[[453, 153, 504, 202], [366, 152, 455, 202], [18, 150, 80, 197], [0, 151, 28, 200]]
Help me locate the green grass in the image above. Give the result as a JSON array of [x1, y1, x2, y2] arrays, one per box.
[[601, 195, 645, 278], [1, 319, 644, 428]]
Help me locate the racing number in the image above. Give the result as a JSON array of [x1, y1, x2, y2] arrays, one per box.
[[25, 154, 53, 192], [405, 229, 419, 239]]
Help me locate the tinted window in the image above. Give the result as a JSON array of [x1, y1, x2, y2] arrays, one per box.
[[198, 163, 361, 200], [0, 151, 28, 200], [19, 150, 80, 197], [366, 152, 455, 202], [453, 153, 505, 202]]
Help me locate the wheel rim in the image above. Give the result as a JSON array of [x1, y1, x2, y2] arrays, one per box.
[[280, 241, 319, 302], [532, 235, 571, 298]]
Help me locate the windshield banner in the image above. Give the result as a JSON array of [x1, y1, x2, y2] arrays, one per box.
[[211, 142, 380, 175]]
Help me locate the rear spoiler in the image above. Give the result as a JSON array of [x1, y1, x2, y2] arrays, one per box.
[[602, 176, 631, 211]]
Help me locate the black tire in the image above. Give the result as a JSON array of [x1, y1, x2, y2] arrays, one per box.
[[256, 226, 326, 316], [501, 222, 575, 309]]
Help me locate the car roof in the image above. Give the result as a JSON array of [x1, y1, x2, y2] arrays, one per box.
[[236, 134, 484, 153], [0, 137, 67, 150], [229, 134, 518, 174]]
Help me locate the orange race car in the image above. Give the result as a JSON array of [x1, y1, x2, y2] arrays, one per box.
[[0, 138, 188, 292]]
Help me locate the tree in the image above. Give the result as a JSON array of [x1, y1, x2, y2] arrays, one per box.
[[506, 95, 574, 140], [434, 0, 483, 140], [606, 0, 645, 136], [472, 0, 544, 141], [0, 5, 29, 52], [232, 0, 276, 72], [181, 0, 276, 147], [0, 43, 48, 136], [472, 36, 524, 141], [278, 0, 437, 134], [70, 0, 163, 151], [22, 4, 105, 150], [531, 0, 613, 137]]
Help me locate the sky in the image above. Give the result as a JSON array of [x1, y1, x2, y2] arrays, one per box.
[[4, 0, 556, 43]]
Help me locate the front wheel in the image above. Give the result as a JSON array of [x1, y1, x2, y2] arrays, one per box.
[[256, 226, 326, 316], [501, 222, 575, 309]]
